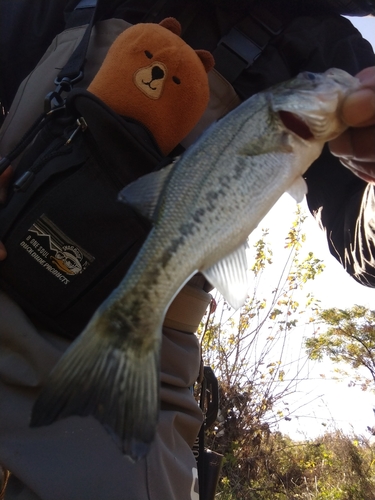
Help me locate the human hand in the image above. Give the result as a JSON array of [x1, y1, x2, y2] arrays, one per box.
[[0, 165, 13, 261], [329, 66, 375, 183]]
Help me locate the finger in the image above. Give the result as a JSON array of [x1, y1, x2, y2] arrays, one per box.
[[341, 89, 375, 127], [329, 126, 375, 161], [356, 66, 375, 88], [0, 242, 7, 261], [339, 157, 375, 184]]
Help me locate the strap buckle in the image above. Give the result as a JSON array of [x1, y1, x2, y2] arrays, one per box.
[[44, 73, 83, 113], [213, 28, 263, 83]]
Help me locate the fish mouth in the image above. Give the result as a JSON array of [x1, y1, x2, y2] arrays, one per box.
[[271, 69, 360, 143], [278, 110, 314, 140]]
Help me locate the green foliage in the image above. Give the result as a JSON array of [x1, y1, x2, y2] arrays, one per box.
[[215, 431, 375, 499], [305, 305, 375, 391]]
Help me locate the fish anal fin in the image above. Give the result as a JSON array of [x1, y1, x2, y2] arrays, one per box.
[[202, 243, 249, 310], [118, 162, 175, 221], [30, 323, 160, 462]]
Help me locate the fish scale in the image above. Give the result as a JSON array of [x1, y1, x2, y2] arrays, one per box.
[[30, 68, 360, 461]]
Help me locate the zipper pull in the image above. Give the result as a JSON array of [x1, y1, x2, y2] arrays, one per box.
[[65, 117, 88, 145]]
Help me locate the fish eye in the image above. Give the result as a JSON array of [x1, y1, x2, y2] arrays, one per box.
[[305, 72, 316, 80], [144, 50, 153, 59], [172, 76, 181, 85]]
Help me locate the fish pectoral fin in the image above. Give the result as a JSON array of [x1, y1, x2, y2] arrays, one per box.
[[118, 162, 175, 221], [286, 176, 308, 203], [30, 321, 160, 462], [202, 243, 249, 310]]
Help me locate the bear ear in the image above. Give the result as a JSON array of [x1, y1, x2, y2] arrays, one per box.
[[195, 50, 215, 73], [159, 17, 182, 37]]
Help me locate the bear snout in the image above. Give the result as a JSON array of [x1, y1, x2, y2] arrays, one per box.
[[133, 62, 168, 100]]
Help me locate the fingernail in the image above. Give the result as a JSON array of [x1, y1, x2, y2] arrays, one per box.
[[358, 68, 375, 87]]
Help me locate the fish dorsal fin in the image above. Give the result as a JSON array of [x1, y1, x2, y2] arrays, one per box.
[[118, 162, 175, 221], [287, 176, 308, 203], [202, 243, 249, 310]]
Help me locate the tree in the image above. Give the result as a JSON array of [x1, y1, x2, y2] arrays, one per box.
[[196, 207, 325, 497], [305, 305, 375, 392]]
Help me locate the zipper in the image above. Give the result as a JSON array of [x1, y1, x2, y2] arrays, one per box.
[[11, 118, 88, 193]]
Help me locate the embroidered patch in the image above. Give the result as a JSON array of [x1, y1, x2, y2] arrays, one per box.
[[19, 214, 94, 285]]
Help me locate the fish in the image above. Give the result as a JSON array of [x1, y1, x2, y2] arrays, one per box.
[[30, 68, 360, 461]]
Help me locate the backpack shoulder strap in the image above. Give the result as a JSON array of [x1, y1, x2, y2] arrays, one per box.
[[212, 4, 290, 84], [0, 17, 130, 167], [65, 0, 97, 29], [47, 0, 99, 107]]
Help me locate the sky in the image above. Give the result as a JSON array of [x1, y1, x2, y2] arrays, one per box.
[[252, 15, 375, 441]]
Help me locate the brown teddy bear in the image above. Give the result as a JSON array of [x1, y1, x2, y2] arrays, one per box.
[[88, 18, 215, 156]]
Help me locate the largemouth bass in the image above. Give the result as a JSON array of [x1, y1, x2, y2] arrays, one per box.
[[31, 68, 359, 460]]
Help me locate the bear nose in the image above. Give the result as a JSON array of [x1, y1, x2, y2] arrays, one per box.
[[151, 65, 165, 81]]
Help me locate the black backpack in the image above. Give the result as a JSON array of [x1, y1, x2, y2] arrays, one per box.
[[0, 1, 168, 337], [0, 86, 164, 338]]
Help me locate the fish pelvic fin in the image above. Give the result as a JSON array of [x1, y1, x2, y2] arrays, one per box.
[[118, 162, 175, 221], [287, 176, 308, 203], [30, 321, 160, 462], [203, 243, 249, 310]]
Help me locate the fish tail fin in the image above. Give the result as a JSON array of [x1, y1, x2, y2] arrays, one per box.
[[30, 323, 160, 461]]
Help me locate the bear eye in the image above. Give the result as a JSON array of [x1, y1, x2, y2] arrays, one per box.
[[144, 50, 153, 59], [172, 76, 181, 85]]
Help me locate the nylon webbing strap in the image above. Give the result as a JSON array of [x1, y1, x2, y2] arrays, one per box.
[[56, 0, 98, 83], [212, 4, 289, 83], [164, 283, 211, 333]]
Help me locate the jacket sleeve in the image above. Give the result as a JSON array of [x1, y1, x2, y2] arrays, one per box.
[[297, 16, 375, 286], [304, 146, 375, 286]]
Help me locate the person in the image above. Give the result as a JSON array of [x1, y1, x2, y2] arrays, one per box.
[[0, 1, 374, 499]]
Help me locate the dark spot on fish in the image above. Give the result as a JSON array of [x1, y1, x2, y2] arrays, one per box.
[[161, 236, 184, 267], [98, 303, 143, 348], [141, 269, 161, 291], [233, 163, 245, 180], [219, 175, 231, 189], [206, 188, 227, 211], [193, 207, 205, 223], [180, 222, 196, 237]]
